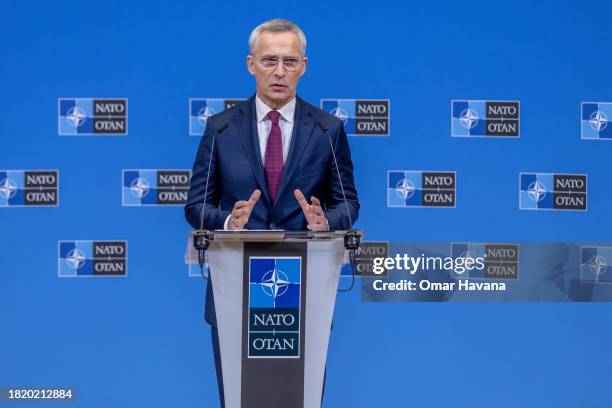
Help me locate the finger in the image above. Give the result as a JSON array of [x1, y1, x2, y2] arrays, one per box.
[[233, 200, 248, 210], [232, 208, 247, 218], [311, 205, 324, 217], [309, 197, 325, 218], [294, 189, 310, 211], [229, 216, 245, 229], [247, 189, 261, 209], [306, 222, 325, 232], [295, 190, 320, 223], [304, 204, 317, 222], [235, 212, 250, 224]]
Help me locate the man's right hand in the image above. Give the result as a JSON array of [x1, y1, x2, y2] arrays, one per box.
[[227, 189, 261, 230]]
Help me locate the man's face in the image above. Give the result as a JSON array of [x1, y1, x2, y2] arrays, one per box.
[[247, 31, 307, 109]]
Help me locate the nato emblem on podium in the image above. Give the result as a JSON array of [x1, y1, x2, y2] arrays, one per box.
[[248, 257, 302, 358]]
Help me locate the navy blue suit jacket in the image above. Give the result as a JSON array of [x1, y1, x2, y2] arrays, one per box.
[[185, 95, 359, 325]]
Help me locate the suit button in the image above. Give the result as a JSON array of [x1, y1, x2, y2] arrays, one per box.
[[269, 223, 276, 229]]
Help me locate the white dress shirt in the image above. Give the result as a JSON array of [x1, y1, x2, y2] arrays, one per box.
[[223, 95, 297, 229], [255, 95, 296, 164]]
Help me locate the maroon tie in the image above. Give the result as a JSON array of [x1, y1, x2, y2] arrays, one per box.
[[264, 110, 284, 202]]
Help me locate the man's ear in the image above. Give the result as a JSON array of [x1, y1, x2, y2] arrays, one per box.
[[300, 56, 308, 77], [246, 55, 255, 76]]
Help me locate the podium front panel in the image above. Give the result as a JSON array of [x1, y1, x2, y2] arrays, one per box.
[[208, 238, 345, 408]]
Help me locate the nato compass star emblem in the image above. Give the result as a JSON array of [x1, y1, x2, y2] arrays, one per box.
[[459, 108, 479, 129], [0, 177, 17, 199], [527, 181, 547, 202], [66, 106, 87, 128], [330, 106, 349, 124], [395, 178, 415, 200], [588, 110, 608, 132], [66, 248, 87, 269], [455, 250, 477, 275], [197, 106, 217, 126], [260, 267, 290, 300], [130, 177, 150, 198], [589, 254, 608, 277]]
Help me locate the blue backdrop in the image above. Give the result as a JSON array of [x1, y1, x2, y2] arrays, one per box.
[[2, 0, 612, 406]]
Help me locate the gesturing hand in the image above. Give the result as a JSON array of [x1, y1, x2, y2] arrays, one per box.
[[228, 189, 261, 230], [294, 189, 330, 232]]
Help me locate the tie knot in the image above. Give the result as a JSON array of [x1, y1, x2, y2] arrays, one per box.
[[267, 110, 280, 125]]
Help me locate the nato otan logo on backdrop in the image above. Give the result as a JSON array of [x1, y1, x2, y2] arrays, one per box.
[[58, 98, 128, 135], [519, 173, 587, 211], [122, 169, 191, 206], [340, 242, 389, 277], [581, 102, 612, 140], [58, 241, 127, 277], [451, 243, 519, 280], [320, 99, 390, 136], [189, 98, 244, 136], [0, 170, 59, 207], [248, 257, 301, 358], [388, 170, 456, 208], [451, 100, 520, 137], [580, 246, 611, 284]]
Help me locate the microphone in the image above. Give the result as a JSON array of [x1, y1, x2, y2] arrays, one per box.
[[193, 122, 229, 272], [316, 120, 361, 290]]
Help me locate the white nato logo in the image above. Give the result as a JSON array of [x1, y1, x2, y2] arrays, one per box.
[[394, 178, 415, 200], [588, 110, 608, 132], [527, 181, 547, 202], [130, 177, 150, 198], [330, 106, 349, 124], [459, 108, 479, 129], [0, 177, 17, 199], [66, 106, 87, 128], [588, 254, 608, 277], [455, 250, 477, 275], [66, 248, 87, 269], [260, 267, 290, 299], [197, 106, 217, 126]]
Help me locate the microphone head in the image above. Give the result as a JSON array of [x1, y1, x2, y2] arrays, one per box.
[[316, 120, 329, 133], [216, 123, 229, 133]]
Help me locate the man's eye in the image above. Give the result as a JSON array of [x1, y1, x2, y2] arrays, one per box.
[[263, 58, 278, 64], [284, 59, 298, 65]]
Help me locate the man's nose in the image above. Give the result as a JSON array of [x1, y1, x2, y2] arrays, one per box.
[[272, 61, 286, 77]]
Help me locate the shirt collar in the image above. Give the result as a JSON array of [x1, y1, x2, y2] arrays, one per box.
[[255, 94, 296, 124]]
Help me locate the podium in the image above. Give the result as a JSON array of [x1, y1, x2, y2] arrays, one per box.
[[194, 230, 350, 408]]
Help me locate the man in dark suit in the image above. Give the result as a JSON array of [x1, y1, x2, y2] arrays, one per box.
[[184, 18, 359, 407]]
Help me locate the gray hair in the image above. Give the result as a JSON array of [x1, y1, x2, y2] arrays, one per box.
[[249, 18, 307, 56]]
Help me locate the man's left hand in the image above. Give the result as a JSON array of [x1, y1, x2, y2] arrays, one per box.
[[294, 189, 330, 231]]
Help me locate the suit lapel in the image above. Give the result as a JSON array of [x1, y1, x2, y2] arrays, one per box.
[[234, 96, 272, 206], [273, 97, 316, 210]]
